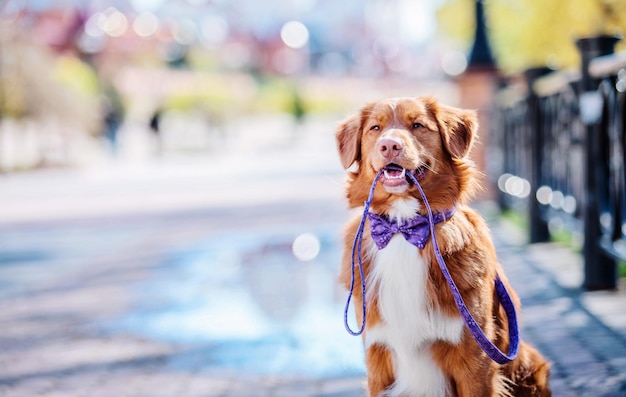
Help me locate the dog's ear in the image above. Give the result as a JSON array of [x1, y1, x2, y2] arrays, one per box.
[[428, 99, 478, 159], [336, 113, 362, 170]]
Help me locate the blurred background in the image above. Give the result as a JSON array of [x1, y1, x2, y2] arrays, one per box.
[[0, 0, 623, 171], [1, 0, 453, 169], [1, 0, 626, 396]]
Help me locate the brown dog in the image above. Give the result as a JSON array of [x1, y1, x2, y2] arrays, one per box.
[[336, 96, 551, 397]]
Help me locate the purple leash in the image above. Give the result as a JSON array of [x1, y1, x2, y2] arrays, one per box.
[[343, 169, 520, 365], [343, 169, 383, 336]]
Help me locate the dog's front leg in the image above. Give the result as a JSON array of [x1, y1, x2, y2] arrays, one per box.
[[365, 343, 394, 397], [452, 370, 499, 397], [432, 340, 500, 397]]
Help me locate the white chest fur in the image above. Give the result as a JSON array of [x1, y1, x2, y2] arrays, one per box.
[[365, 200, 464, 397]]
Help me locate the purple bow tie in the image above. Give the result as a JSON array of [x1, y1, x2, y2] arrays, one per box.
[[367, 208, 456, 250]]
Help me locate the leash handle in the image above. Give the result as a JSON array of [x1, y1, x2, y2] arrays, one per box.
[[410, 172, 520, 364]]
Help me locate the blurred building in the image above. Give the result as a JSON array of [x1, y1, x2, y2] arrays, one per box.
[[2, 0, 452, 80], [0, 0, 472, 170]]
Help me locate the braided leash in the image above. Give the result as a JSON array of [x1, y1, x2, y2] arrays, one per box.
[[343, 169, 520, 364]]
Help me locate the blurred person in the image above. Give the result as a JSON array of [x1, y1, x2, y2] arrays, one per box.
[[101, 90, 124, 155], [291, 85, 306, 125], [149, 107, 163, 155]]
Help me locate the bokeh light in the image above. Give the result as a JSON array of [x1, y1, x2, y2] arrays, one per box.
[[280, 21, 309, 49], [133, 11, 159, 38], [172, 18, 197, 45], [99, 7, 128, 38], [201, 15, 228, 45], [292, 233, 321, 262], [441, 50, 468, 76]]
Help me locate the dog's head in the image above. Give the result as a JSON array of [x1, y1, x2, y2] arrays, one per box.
[[336, 96, 480, 212]]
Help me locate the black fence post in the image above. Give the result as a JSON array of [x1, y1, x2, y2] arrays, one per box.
[[576, 36, 621, 290], [524, 67, 552, 243]]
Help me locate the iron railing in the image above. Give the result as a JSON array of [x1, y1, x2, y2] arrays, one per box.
[[495, 36, 625, 290]]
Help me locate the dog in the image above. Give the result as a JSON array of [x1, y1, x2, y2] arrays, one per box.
[[336, 96, 551, 397]]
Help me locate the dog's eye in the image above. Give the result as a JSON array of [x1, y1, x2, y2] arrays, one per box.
[[370, 125, 380, 131], [412, 122, 424, 129]]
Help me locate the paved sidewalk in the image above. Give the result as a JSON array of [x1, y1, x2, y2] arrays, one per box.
[[0, 116, 625, 396], [490, 212, 626, 397]]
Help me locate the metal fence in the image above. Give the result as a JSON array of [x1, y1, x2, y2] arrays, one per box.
[[495, 36, 625, 290]]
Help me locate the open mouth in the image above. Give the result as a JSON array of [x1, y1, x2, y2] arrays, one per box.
[[381, 163, 426, 189]]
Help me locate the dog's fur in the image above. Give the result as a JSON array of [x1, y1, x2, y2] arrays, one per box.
[[336, 97, 551, 397]]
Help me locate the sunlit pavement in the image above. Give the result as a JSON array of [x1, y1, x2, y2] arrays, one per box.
[[0, 116, 625, 396]]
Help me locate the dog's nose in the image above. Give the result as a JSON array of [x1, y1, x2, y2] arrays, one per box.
[[378, 138, 403, 160]]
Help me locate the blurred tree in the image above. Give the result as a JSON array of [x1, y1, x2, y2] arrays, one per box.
[[0, 29, 102, 170], [437, 0, 626, 73], [0, 32, 99, 133], [53, 56, 100, 99]]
